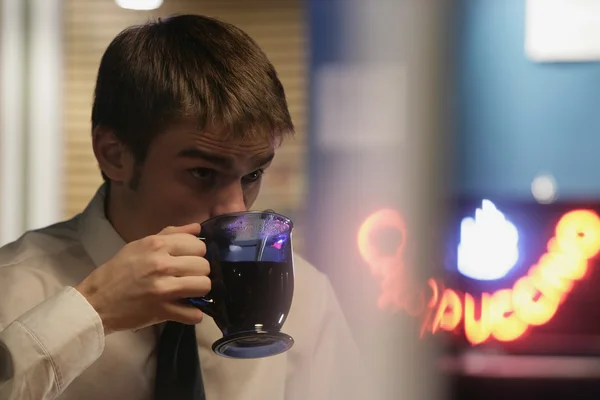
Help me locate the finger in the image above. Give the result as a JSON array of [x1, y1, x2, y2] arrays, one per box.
[[160, 275, 212, 299], [158, 223, 201, 236], [163, 302, 204, 325], [154, 233, 206, 257], [157, 256, 210, 277]]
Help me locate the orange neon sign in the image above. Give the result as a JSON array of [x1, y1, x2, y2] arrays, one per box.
[[358, 208, 600, 345]]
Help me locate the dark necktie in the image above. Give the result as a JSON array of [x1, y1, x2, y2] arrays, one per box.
[[155, 321, 206, 400]]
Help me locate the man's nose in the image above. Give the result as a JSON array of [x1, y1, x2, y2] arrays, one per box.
[[210, 182, 247, 216]]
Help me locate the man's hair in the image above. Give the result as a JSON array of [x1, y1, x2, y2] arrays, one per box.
[[91, 14, 294, 180]]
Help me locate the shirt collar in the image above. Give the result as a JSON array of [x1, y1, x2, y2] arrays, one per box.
[[78, 184, 126, 267]]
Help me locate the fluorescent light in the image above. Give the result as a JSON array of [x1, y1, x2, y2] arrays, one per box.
[[115, 0, 163, 11]]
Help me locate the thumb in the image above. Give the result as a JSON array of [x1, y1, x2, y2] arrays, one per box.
[[158, 223, 201, 236]]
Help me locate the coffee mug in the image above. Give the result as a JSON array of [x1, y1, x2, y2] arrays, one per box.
[[188, 210, 295, 359]]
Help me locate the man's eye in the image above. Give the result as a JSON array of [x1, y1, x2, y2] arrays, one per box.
[[189, 168, 216, 180], [242, 169, 264, 184]]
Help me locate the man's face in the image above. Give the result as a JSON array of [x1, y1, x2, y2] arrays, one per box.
[[115, 122, 275, 240]]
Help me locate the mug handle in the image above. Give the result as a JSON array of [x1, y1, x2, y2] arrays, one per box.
[[187, 296, 217, 318]]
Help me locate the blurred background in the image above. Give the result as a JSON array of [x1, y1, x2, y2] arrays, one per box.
[[4, 0, 600, 398]]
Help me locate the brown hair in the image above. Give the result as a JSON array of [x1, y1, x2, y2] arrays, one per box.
[[91, 14, 294, 180]]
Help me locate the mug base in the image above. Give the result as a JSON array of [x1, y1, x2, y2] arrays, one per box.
[[212, 330, 294, 359]]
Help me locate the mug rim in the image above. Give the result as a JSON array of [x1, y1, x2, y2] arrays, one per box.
[[200, 210, 294, 230]]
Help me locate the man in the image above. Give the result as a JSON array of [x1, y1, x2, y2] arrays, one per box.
[[0, 14, 360, 400]]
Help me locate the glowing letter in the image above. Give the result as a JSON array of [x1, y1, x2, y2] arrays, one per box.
[[357, 209, 406, 273], [542, 245, 587, 282], [529, 257, 574, 299], [464, 293, 492, 345], [490, 289, 527, 342], [554, 210, 600, 260], [512, 276, 559, 326], [432, 289, 462, 333]]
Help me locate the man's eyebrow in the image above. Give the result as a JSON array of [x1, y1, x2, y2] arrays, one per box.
[[177, 148, 233, 167], [252, 153, 275, 168], [177, 147, 275, 169]]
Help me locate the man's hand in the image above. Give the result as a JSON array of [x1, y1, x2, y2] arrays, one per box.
[[76, 223, 210, 334]]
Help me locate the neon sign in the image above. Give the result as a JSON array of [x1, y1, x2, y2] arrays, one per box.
[[358, 207, 600, 345], [458, 200, 519, 280]]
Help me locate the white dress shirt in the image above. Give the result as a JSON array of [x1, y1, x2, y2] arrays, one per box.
[[0, 186, 361, 400]]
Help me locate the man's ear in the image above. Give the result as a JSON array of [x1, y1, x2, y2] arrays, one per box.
[[92, 126, 135, 184]]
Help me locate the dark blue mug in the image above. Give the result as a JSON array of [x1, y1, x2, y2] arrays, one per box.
[[188, 210, 295, 359]]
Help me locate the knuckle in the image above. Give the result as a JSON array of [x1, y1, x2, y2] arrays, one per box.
[[154, 260, 175, 276], [183, 235, 204, 254], [161, 225, 176, 234], [145, 254, 164, 270], [149, 280, 170, 297], [143, 235, 166, 252]]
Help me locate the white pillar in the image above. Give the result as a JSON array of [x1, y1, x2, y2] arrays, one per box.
[[0, 0, 26, 245], [26, 0, 64, 231], [0, 0, 64, 245]]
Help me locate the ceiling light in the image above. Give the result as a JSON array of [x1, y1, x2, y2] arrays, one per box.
[[115, 0, 163, 11]]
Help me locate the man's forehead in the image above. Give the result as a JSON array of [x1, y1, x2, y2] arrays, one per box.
[[151, 124, 276, 171], [160, 122, 277, 154], [191, 131, 276, 157]]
